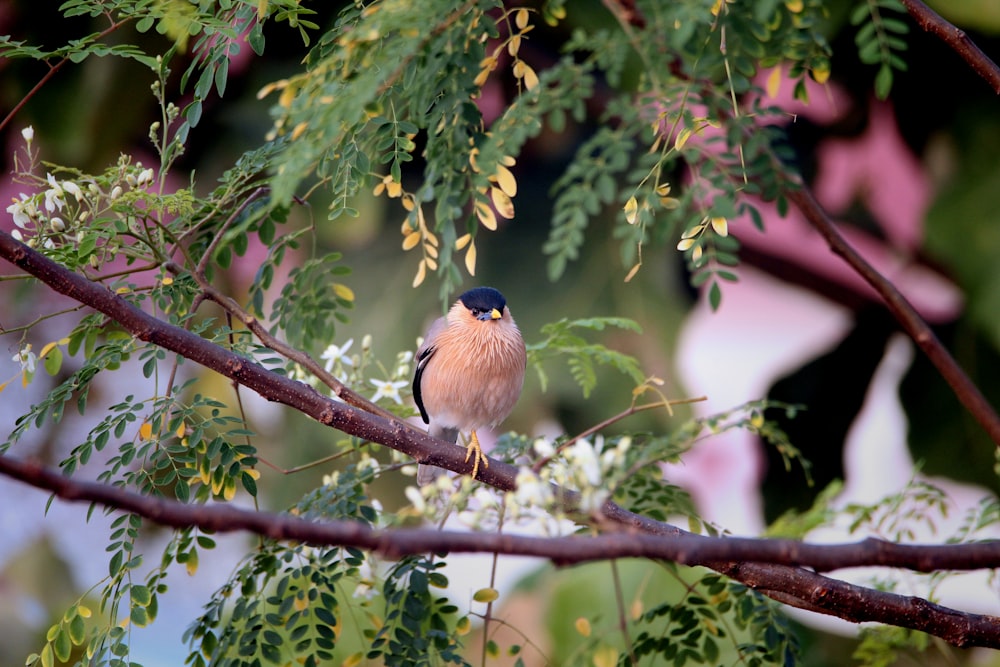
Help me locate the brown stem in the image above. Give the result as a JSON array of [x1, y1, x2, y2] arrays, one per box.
[[785, 184, 1000, 446], [900, 0, 1000, 94]]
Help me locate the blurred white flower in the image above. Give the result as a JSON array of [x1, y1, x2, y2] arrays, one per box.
[[566, 439, 602, 486], [61, 181, 83, 202], [21, 126, 34, 142], [137, 168, 155, 187], [43, 173, 65, 212], [12, 345, 36, 373], [404, 485, 425, 513], [320, 338, 354, 373], [7, 194, 36, 228], [370, 378, 407, 404]]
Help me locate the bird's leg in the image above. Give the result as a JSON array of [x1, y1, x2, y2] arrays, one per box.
[[464, 429, 489, 479]]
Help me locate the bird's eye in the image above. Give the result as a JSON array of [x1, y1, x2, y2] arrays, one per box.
[[470, 308, 482, 317]]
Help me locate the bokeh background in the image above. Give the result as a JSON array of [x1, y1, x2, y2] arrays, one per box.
[[3, 0, 1000, 664]]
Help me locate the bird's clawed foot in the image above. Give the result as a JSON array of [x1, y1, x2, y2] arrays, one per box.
[[464, 430, 489, 479]]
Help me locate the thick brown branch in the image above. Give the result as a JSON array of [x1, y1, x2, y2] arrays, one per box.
[[4, 229, 1000, 647], [900, 0, 1000, 94], [2, 453, 1000, 647]]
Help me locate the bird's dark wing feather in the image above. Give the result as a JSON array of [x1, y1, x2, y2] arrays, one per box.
[[412, 344, 435, 424]]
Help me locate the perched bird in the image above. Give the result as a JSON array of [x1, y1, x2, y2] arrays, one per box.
[[413, 287, 527, 484]]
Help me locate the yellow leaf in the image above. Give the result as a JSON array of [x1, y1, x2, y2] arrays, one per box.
[[811, 63, 831, 84], [494, 164, 517, 197], [341, 653, 364, 667], [692, 245, 703, 263], [630, 599, 643, 620], [185, 549, 199, 576], [523, 64, 539, 90], [474, 68, 491, 87], [425, 256, 438, 271], [39, 341, 59, 359], [593, 645, 619, 667], [624, 262, 641, 283], [294, 596, 309, 612], [115, 286, 130, 295], [473, 587, 499, 603], [424, 242, 438, 259], [508, 34, 521, 57], [766, 66, 782, 99], [223, 478, 236, 501], [710, 216, 729, 237], [785, 0, 803, 11], [291, 121, 308, 140], [455, 616, 471, 636], [402, 231, 422, 250], [575, 617, 591, 637], [681, 223, 705, 239], [139, 422, 153, 441], [162, 276, 174, 286], [675, 127, 693, 150], [515, 7, 529, 29], [465, 240, 477, 276], [676, 238, 696, 251], [512, 60, 526, 79], [332, 283, 355, 301], [491, 187, 515, 219], [244, 468, 261, 480], [455, 233, 472, 250], [624, 196, 638, 225], [176, 422, 186, 439], [476, 201, 498, 230], [77, 606, 92, 619], [0, 380, 9, 395], [386, 180, 402, 198], [412, 259, 427, 287], [655, 183, 672, 197], [500, 154, 516, 167], [401, 195, 415, 211]]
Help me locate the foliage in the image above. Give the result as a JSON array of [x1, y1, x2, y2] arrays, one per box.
[[1, 1, 997, 666]]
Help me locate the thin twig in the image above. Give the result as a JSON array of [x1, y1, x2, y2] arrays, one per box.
[[900, 0, 1000, 94], [784, 184, 1000, 446]]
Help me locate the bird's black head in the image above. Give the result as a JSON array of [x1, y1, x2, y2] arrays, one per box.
[[459, 287, 507, 320]]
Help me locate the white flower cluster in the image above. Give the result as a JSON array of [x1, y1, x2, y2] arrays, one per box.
[[399, 435, 636, 534], [6, 128, 156, 257], [316, 335, 413, 407]]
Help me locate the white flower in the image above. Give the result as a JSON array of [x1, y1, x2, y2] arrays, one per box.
[[137, 168, 155, 187], [370, 378, 407, 404], [12, 345, 36, 373], [566, 439, 602, 486], [532, 437, 556, 458], [7, 194, 36, 229], [11, 229, 23, 241], [43, 174, 65, 212], [61, 181, 83, 202], [320, 338, 354, 373], [50, 217, 66, 232], [21, 126, 33, 143], [514, 468, 553, 507], [404, 485, 425, 513], [109, 185, 123, 200]]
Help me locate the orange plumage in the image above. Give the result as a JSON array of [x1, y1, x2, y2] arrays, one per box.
[[413, 287, 526, 483]]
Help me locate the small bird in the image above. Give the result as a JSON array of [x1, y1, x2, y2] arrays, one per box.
[[413, 287, 527, 484]]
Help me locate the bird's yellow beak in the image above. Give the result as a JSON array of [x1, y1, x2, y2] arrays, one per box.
[[490, 308, 502, 320]]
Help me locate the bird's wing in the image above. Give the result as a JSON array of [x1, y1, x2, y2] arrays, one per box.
[[413, 316, 447, 424]]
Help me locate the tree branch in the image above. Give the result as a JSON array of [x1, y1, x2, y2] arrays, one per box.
[[784, 184, 1000, 446], [2, 452, 1000, 647], [900, 0, 1000, 94], [3, 229, 1000, 647]]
